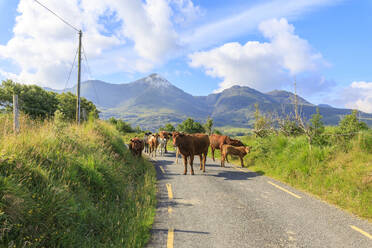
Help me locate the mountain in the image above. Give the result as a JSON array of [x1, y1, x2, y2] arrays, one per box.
[[54, 74, 372, 130]]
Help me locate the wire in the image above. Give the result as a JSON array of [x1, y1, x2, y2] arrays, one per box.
[[82, 45, 100, 105], [63, 47, 79, 93], [33, 0, 80, 32]]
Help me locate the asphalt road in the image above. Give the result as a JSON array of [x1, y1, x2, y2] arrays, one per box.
[[145, 152, 372, 248]]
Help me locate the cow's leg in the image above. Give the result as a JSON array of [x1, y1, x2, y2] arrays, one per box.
[[202, 153, 207, 172], [199, 155, 203, 170], [183, 155, 187, 175], [240, 156, 244, 168], [175, 147, 179, 164], [221, 153, 225, 167], [165, 140, 168, 153], [211, 147, 215, 161], [226, 154, 229, 163], [189, 155, 195, 175]]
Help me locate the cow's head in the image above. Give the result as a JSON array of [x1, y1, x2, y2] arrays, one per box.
[[130, 138, 143, 150], [172, 132, 185, 147], [245, 146, 252, 154]]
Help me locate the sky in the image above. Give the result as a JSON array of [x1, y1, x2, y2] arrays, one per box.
[[0, 0, 371, 113]]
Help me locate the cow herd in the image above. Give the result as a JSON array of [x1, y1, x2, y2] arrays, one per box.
[[128, 131, 252, 175]]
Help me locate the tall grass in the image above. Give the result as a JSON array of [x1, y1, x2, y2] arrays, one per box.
[[0, 115, 156, 247]]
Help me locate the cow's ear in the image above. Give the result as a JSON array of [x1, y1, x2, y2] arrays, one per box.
[[130, 139, 133, 142]]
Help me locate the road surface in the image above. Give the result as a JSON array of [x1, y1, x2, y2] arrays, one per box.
[[146, 152, 372, 248]]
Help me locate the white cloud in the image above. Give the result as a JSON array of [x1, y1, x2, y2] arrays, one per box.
[[343, 81, 372, 113], [0, 0, 202, 88], [182, 0, 341, 50], [0, 0, 340, 89], [189, 18, 326, 92]]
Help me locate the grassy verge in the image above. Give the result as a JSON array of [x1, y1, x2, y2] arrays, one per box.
[[0, 115, 156, 247], [225, 132, 372, 221]]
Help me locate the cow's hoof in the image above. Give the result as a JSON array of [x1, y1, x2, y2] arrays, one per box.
[[183, 171, 187, 175], [191, 171, 194, 175]]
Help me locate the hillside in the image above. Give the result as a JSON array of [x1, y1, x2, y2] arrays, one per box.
[[56, 74, 372, 130], [0, 115, 156, 247]]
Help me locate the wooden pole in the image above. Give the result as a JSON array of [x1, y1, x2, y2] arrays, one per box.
[[13, 94, 19, 133], [76, 30, 82, 124]]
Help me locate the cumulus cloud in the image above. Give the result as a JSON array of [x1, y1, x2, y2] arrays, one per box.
[[0, 0, 202, 88], [189, 18, 326, 92], [343, 81, 372, 113]]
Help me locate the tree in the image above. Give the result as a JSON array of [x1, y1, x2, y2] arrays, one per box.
[[0, 80, 58, 119], [253, 103, 273, 138], [338, 110, 368, 140], [204, 117, 213, 135], [159, 123, 175, 132], [108, 117, 134, 133], [176, 118, 205, 134], [56, 92, 99, 121], [309, 108, 325, 145]]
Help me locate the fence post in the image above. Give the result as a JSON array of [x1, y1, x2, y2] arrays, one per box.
[[13, 94, 20, 133]]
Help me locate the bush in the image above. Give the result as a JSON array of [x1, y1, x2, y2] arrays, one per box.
[[176, 118, 205, 134]]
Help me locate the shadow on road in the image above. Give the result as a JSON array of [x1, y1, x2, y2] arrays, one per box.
[[213, 170, 263, 180]]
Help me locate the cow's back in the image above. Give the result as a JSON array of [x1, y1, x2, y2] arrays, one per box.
[[191, 134, 210, 155]]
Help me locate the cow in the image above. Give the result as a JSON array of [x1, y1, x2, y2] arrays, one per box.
[[225, 138, 245, 162], [143, 132, 152, 153], [148, 133, 159, 157], [128, 138, 145, 157], [159, 131, 171, 153], [172, 132, 201, 165], [209, 134, 232, 161], [157, 136, 167, 156], [221, 145, 251, 168], [173, 133, 210, 175]]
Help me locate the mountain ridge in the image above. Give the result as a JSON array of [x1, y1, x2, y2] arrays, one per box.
[[49, 74, 372, 130]]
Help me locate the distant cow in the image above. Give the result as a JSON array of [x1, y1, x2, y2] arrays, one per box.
[[157, 136, 167, 157], [221, 145, 251, 168], [143, 132, 152, 153], [173, 133, 210, 175], [148, 133, 159, 157], [159, 131, 171, 153], [128, 138, 145, 157]]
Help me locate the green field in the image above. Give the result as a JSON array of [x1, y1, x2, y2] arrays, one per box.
[[0, 115, 156, 247]]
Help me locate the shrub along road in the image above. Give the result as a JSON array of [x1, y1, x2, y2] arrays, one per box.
[[146, 152, 372, 248]]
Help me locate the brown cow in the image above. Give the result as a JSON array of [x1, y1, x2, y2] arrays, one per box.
[[128, 138, 144, 157], [221, 145, 251, 168], [173, 133, 210, 175], [148, 133, 159, 157], [172, 132, 202, 165], [209, 134, 231, 161]]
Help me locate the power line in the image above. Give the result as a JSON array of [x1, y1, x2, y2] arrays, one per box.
[[33, 0, 80, 32], [63, 47, 79, 93], [82, 45, 100, 105]]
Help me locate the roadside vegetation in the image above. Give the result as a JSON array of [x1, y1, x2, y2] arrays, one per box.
[[226, 108, 372, 221], [0, 80, 157, 247]]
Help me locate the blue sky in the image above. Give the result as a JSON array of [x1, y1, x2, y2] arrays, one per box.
[[0, 0, 371, 112]]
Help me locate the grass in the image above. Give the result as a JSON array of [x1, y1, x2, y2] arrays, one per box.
[[0, 114, 156, 247], [227, 132, 372, 221]]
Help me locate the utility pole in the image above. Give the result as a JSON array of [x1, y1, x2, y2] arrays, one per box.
[[76, 30, 82, 124], [13, 94, 19, 133]]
